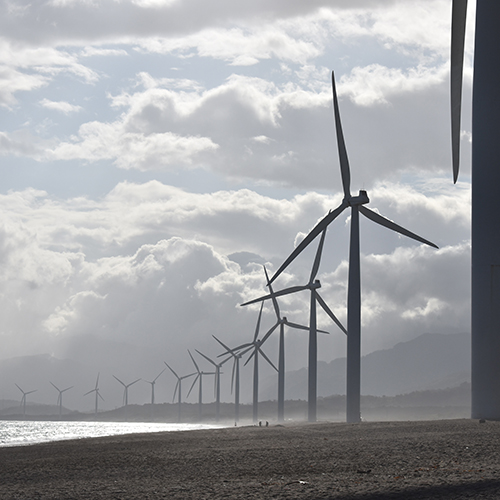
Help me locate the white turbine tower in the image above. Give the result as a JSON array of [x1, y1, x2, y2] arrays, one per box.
[[84, 373, 104, 416], [15, 384, 36, 418], [186, 350, 216, 421], [213, 335, 243, 424], [270, 72, 438, 423], [450, 0, 500, 420], [195, 349, 231, 422], [165, 362, 196, 423], [233, 302, 278, 423], [50, 382, 73, 419]]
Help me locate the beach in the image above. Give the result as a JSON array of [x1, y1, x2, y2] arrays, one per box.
[[1, 419, 499, 499]]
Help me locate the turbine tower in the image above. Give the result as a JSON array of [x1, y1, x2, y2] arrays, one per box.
[[195, 349, 231, 422], [50, 382, 73, 419], [15, 384, 36, 418], [214, 335, 242, 424], [450, 0, 500, 420], [233, 302, 278, 423], [186, 350, 216, 421], [242, 263, 342, 422], [84, 373, 104, 416], [270, 72, 437, 423], [165, 362, 196, 422]]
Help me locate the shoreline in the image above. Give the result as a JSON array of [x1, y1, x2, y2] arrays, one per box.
[[1, 419, 500, 499]]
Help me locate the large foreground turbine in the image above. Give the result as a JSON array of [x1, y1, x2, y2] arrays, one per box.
[[271, 72, 438, 423], [450, 0, 500, 419]]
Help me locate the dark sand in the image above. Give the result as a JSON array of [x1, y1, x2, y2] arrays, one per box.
[[1, 419, 500, 499]]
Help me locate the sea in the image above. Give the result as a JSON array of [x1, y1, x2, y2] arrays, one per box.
[[0, 420, 223, 447]]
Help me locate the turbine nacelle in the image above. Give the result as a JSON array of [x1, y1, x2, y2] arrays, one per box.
[[347, 190, 369, 207]]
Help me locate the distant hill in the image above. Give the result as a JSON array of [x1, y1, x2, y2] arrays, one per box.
[[260, 332, 470, 400]]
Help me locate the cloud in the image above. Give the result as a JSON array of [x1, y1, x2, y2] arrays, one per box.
[[40, 98, 83, 114]]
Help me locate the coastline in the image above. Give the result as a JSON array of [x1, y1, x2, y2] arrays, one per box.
[[1, 419, 500, 499]]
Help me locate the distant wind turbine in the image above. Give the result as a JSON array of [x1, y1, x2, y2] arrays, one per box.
[[214, 335, 243, 423], [165, 362, 196, 422], [113, 375, 141, 407], [84, 373, 104, 416], [50, 382, 73, 419], [195, 349, 231, 422], [144, 368, 166, 405], [450, 0, 500, 420], [243, 236, 346, 422], [233, 302, 278, 423], [270, 72, 437, 423], [15, 384, 36, 418], [186, 350, 216, 421]]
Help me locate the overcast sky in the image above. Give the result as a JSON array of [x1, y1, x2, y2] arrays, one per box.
[[0, 0, 474, 406]]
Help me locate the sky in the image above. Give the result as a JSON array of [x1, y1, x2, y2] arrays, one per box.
[[0, 0, 474, 408]]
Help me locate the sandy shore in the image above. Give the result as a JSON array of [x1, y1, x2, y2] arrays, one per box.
[[1, 419, 500, 499]]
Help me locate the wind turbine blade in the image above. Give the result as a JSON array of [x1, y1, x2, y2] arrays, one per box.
[[244, 348, 257, 367], [219, 354, 232, 366], [283, 320, 310, 332], [253, 302, 264, 342], [451, 0, 468, 183], [239, 345, 253, 358], [154, 368, 166, 382], [315, 291, 347, 335], [264, 266, 280, 320], [83, 389, 95, 396], [26, 390, 37, 395], [186, 374, 199, 399], [164, 362, 179, 380], [98, 392, 105, 402], [310, 228, 327, 283], [63, 386, 73, 393], [242, 285, 309, 307], [129, 378, 141, 387], [359, 205, 438, 249], [188, 349, 201, 373], [95, 373, 100, 389], [270, 202, 348, 284], [257, 346, 278, 372], [213, 335, 235, 356], [15, 383, 23, 393], [113, 375, 125, 387], [195, 349, 217, 367], [332, 71, 351, 198], [172, 381, 179, 403], [50, 382, 60, 392], [260, 322, 279, 345]]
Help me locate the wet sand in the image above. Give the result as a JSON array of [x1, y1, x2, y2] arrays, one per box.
[[1, 419, 499, 499]]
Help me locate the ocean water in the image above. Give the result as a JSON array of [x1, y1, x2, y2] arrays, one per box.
[[0, 420, 223, 447]]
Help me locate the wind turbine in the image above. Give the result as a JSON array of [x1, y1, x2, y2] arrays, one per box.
[[213, 335, 243, 423], [165, 362, 196, 422], [233, 302, 278, 423], [450, 1, 500, 420], [270, 72, 438, 423], [84, 373, 104, 416], [242, 261, 343, 422], [50, 382, 73, 419], [113, 375, 141, 407], [15, 384, 36, 418], [195, 349, 231, 422], [186, 350, 216, 421], [144, 368, 166, 405]]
